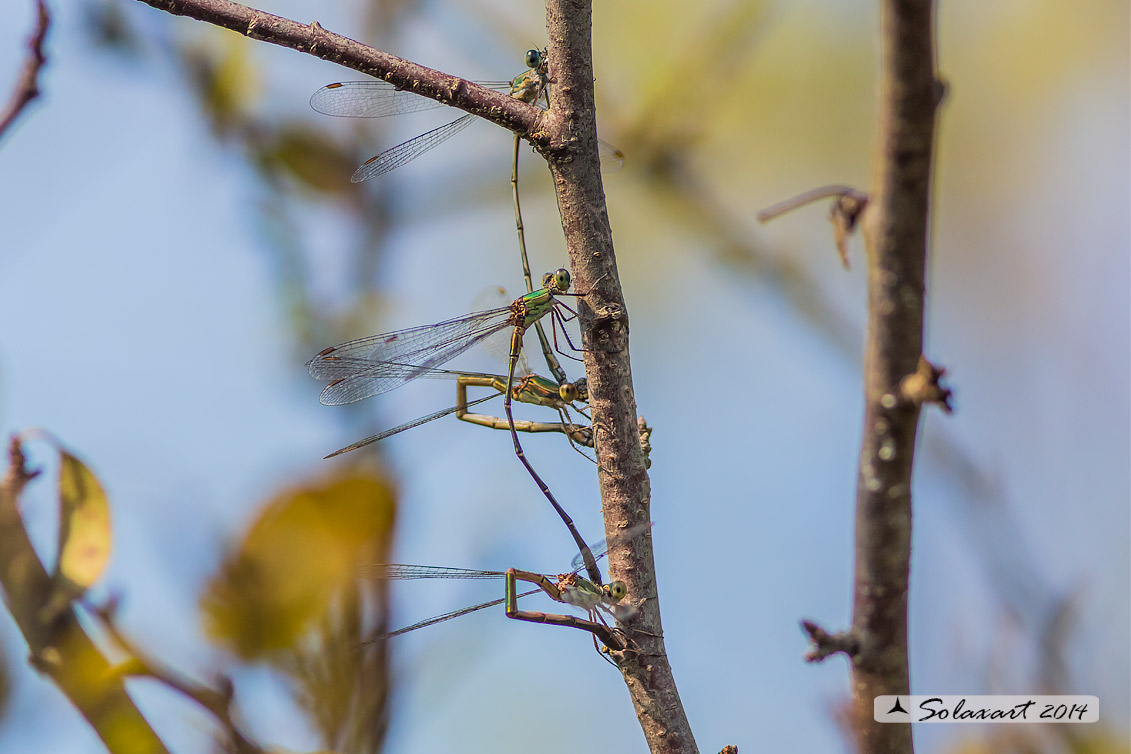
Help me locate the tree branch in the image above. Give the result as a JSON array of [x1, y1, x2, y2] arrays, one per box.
[[850, 1, 942, 753], [92, 598, 265, 754], [543, 4, 695, 753], [0, 0, 50, 144], [131, 0, 541, 141], [128, 0, 695, 750], [0, 438, 170, 754]]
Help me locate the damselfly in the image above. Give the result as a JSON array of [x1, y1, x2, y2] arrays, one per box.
[[307, 269, 603, 584], [310, 49, 623, 182], [361, 523, 652, 654]]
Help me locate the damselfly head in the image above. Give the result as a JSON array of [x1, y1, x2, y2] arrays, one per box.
[[525, 48, 543, 70], [605, 580, 627, 603], [558, 379, 583, 402], [542, 268, 571, 293]]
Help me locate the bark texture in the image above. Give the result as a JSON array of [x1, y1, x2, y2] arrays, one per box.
[[851, 1, 940, 752]]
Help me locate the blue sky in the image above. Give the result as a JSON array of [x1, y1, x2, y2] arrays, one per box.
[[0, 1, 1127, 752]]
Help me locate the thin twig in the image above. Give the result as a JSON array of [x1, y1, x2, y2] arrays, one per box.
[[849, 1, 942, 753], [92, 598, 266, 754], [756, 185, 861, 223], [0, 0, 50, 143], [758, 185, 870, 269]]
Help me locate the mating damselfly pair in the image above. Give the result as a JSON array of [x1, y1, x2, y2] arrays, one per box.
[[306, 50, 641, 656]]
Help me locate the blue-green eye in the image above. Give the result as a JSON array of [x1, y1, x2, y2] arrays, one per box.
[[552, 268, 571, 291], [525, 49, 542, 69]]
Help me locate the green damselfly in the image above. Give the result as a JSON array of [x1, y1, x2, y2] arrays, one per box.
[[307, 268, 603, 584], [362, 523, 652, 654], [322, 367, 592, 458], [310, 49, 623, 183]]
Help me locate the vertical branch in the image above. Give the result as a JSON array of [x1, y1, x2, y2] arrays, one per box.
[[543, 3, 696, 753], [851, 1, 940, 753]]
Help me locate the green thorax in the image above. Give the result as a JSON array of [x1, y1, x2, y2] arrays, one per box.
[[559, 575, 604, 610], [513, 268, 571, 328], [509, 48, 548, 105]]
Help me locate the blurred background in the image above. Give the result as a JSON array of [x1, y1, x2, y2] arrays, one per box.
[[0, 0, 1127, 752]]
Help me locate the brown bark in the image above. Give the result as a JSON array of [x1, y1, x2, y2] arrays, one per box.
[[543, 3, 696, 752], [850, 1, 941, 753], [133, 0, 541, 141]]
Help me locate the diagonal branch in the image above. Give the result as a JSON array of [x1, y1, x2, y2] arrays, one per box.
[[0, 0, 51, 143], [132, 0, 541, 142], [0, 438, 170, 754], [850, 1, 942, 753]]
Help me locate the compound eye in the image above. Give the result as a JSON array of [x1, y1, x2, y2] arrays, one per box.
[[559, 383, 579, 401], [607, 581, 627, 601], [525, 49, 541, 69], [553, 268, 571, 291]]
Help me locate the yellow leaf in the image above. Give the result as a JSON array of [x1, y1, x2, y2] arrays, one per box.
[[202, 469, 395, 659], [55, 449, 112, 594], [263, 125, 362, 195]]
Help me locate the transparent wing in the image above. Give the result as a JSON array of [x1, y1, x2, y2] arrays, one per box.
[[361, 564, 507, 580], [351, 114, 477, 183], [310, 80, 514, 118], [306, 305, 514, 405], [324, 392, 500, 458], [570, 522, 654, 572], [373, 587, 541, 641], [598, 138, 626, 173]]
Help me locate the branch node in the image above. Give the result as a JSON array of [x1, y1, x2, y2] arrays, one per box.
[[590, 303, 627, 352], [829, 191, 869, 269], [28, 645, 62, 673], [934, 76, 949, 108], [898, 356, 954, 414], [308, 20, 324, 55], [756, 185, 869, 269], [800, 619, 860, 662], [637, 417, 653, 469]]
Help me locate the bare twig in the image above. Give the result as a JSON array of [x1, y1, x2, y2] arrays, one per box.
[[0, 438, 170, 754], [131, 0, 541, 143], [849, 1, 942, 753], [898, 356, 953, 414], [800, 620, 860, 663], [0, 0, 50, 143], [543, 3, 694, 752], [92, 598, 265, 754], [758, 185, 870, 269], [756, 185, 863, 223]]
